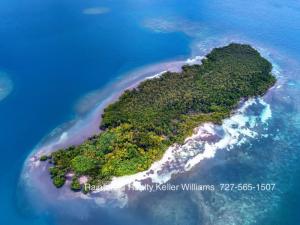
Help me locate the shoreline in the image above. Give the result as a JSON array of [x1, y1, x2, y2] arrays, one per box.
[[21, 42, 280, 208], [22, 56, 204, 193], [27, 58, 199, 159]]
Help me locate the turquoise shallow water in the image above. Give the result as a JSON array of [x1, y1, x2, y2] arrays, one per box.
[[1, 0, 300, 224]]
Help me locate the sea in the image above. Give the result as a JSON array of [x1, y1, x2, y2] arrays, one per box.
[[1, 0, 300, 224]]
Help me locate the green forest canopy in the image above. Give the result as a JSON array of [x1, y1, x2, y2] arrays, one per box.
[[41, 43, 276, 191]]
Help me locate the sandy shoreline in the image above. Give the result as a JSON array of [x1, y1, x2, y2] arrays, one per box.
[[28, 58, 200, 159], [21, 56, 205, 204], [21, 41, 280, 208]]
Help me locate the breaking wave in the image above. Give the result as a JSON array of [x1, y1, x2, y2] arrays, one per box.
[[89, 97, 273, 207]]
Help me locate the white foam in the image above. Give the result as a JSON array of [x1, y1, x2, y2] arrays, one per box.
[[186, 56, 205, 64], [91, 98, 272, 207], [259, 98, 272, 123], [145, 70, 167, 80]]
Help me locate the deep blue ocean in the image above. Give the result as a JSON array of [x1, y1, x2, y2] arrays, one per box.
[[1, 0, 300, 224]]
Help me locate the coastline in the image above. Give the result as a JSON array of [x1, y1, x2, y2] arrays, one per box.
[[22, 42, 279, 208], [22, 56, 204, 199], [3, 0, 300, 223], [27, 58, 198, 159]]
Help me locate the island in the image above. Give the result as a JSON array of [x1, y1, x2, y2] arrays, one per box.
[[40, 43, 276, 192]]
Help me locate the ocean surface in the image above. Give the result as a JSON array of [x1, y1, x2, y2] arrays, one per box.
[[1, 0, 300, 224]]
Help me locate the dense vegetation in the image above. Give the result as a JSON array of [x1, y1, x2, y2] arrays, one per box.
[[41, 44, 276, 191]]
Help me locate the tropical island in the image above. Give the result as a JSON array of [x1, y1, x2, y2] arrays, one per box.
[[40, 43, 276, 192]]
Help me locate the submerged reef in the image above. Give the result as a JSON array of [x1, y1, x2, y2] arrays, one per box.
[[0, 72, 13, 101]]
